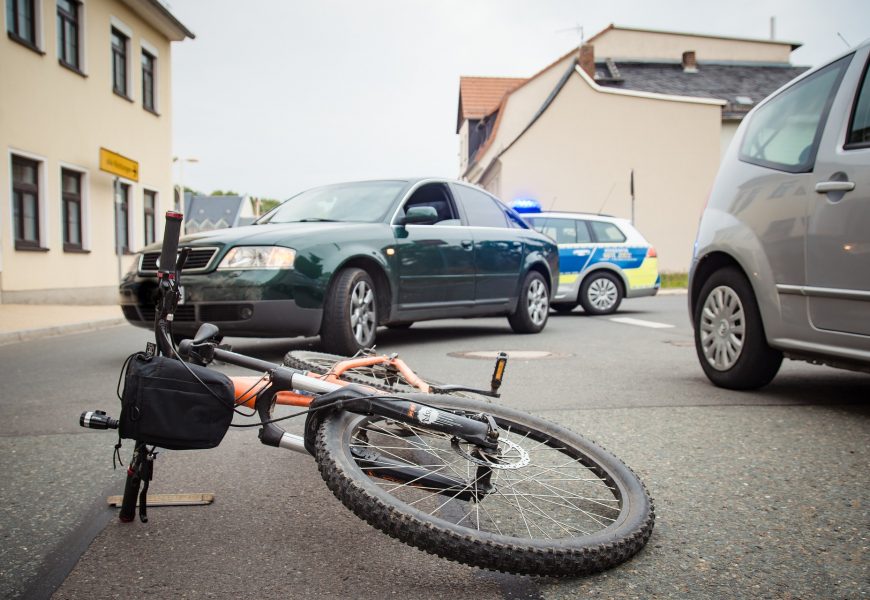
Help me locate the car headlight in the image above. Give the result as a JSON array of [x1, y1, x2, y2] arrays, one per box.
[[217, 246, 296, 270]]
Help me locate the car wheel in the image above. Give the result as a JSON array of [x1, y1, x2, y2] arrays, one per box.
[[551, 303, 577, 314], [508, 271, 549, 333], [694, 267, 782, 390], [579, 271, 623, 315], [321, 268, 378, 355]]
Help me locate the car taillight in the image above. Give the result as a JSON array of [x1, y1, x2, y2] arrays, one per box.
[[647, 247, 657, 258]]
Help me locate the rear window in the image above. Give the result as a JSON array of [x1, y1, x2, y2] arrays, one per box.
[[739, 55, 851, 173], [453, 185, 508, 228], [589, 221, 626, 243], [526, 217, 592, 243]]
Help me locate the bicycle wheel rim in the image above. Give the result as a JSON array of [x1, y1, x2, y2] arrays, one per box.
[[316, 394, 653, 575]]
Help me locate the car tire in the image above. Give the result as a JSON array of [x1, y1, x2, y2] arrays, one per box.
[[693, 267, 783, 390], [321, 268, 378, 355], [508, 271, 549, 333], [579, 271, 623, 315], [551, 303, 577, 314]]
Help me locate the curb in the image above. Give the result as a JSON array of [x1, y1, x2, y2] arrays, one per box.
[[658, 288, 688, 296], [0, 318, 127, 346]]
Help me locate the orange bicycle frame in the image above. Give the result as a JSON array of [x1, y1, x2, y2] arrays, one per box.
[[230, 354, 429, 409]]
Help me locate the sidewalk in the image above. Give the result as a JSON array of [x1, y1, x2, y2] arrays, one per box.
[[0, 304, 126, 345]]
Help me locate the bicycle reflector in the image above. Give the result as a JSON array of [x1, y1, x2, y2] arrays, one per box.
[[490, 352, 508, 394], [80, 410, 119, 430]]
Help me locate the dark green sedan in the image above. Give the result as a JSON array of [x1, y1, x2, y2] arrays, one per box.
[[120, 178, 559, 355]]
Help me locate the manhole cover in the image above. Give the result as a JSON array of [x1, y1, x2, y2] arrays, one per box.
[[448, 350, 563, 360]]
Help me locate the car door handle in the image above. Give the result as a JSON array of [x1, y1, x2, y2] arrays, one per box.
[[461, 240, 473, 250], [815, 180, 855, 193]]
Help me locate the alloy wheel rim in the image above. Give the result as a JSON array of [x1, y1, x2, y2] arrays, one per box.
[[350, 280, 376, 345], [527, 279, 548, 326], [588, 277, 618, 310], [699, 285, 745, 371]]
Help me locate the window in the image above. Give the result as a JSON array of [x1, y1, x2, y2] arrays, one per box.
[[846, 58, 870, 149], [401, 183, 458, 225], [453, 185, 507, 228], [11, 155, 41, 249], [526, 218, 593, 243], [141, 50, 156, 112], [61, 168, 83, 250], [56, 0, 80, 70], [739, 56, 852, 173], [111, 27, 129, 97], [115, 182, 130, 253], [7, 0, 38, 49], [589, 220, 626, 243], [143, 189, 156, 244]]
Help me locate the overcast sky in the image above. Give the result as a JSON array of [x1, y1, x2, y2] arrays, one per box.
[[165, 0, 869, 200]]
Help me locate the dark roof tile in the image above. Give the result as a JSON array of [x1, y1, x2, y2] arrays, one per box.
[[597, 61, 808, 118]]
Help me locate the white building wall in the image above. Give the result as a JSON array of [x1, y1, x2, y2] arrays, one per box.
[[0, 0, 181, 303], [496, 70, 723, 272]]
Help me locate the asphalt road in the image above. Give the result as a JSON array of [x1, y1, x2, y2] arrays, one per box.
[[1, 294, 867, 599]]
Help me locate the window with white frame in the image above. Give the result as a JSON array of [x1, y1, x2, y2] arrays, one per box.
[[57, 0, 82, 72], [6, 0, 42, 52], [111, 26, 130, 98], [11, 154, 44, 250], [61, 167, 84, 251], [143, 189, 156, 244], [115, 182, 131, 253], [142, 46, 157, 113]]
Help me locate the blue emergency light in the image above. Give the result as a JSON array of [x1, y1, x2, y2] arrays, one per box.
[[511, 198, 542, 214]]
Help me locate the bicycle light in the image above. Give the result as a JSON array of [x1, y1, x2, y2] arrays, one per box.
[[80, 410, 119, 430]]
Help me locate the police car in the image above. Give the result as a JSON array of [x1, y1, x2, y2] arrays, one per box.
[[517, 204, 660, 315]]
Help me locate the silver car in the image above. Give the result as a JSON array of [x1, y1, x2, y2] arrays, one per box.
[[689, 38, 870, 389]]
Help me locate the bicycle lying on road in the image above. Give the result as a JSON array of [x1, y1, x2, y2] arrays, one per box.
[[80, 211, 654, 577]]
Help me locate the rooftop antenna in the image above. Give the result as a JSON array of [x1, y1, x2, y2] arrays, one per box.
[[556, 23, 584, 47], [837, 32, 852, 48]]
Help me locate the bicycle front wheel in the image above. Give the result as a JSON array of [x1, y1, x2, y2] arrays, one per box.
[[314, 394, 654, 576]]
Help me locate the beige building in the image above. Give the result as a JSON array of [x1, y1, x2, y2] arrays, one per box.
[[458, 25, 806, 272], [1, 0, 193, 303]]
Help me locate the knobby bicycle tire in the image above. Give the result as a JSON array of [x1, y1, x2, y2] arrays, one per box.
[[284, 351, 491, 401], [315, 393, 654, 576]]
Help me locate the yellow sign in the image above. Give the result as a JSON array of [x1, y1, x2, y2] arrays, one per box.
[[99, 148, 139, 181]]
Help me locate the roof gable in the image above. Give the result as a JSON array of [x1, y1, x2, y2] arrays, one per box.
[[457, 77, 526, 132]]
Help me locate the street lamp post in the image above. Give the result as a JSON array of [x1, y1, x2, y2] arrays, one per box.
[[172, 156, 199, 213]]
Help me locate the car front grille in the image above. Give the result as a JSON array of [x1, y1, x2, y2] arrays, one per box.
[[139, 247, 219, 274], [140, 305, 197, 322]]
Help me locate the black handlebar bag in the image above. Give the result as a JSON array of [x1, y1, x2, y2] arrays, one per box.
[[119, 353, 235, 450]]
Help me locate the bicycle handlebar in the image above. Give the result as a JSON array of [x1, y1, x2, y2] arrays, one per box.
[[158, 211, 184, 276]]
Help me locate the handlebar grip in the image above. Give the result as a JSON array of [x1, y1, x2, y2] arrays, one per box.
[[158, 211, 184, 275]]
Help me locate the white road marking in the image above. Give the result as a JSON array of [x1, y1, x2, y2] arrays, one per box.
[[610, 317, 675, 329]]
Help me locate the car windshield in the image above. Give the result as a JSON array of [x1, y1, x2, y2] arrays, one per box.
[[259, 180, 407, 224]]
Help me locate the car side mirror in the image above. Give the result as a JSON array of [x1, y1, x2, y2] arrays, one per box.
[[402, 206, 439, 225]]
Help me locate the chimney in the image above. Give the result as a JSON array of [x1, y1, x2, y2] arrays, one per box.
[[682, 50, 698, 73], [578, 44, 595, 79]]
